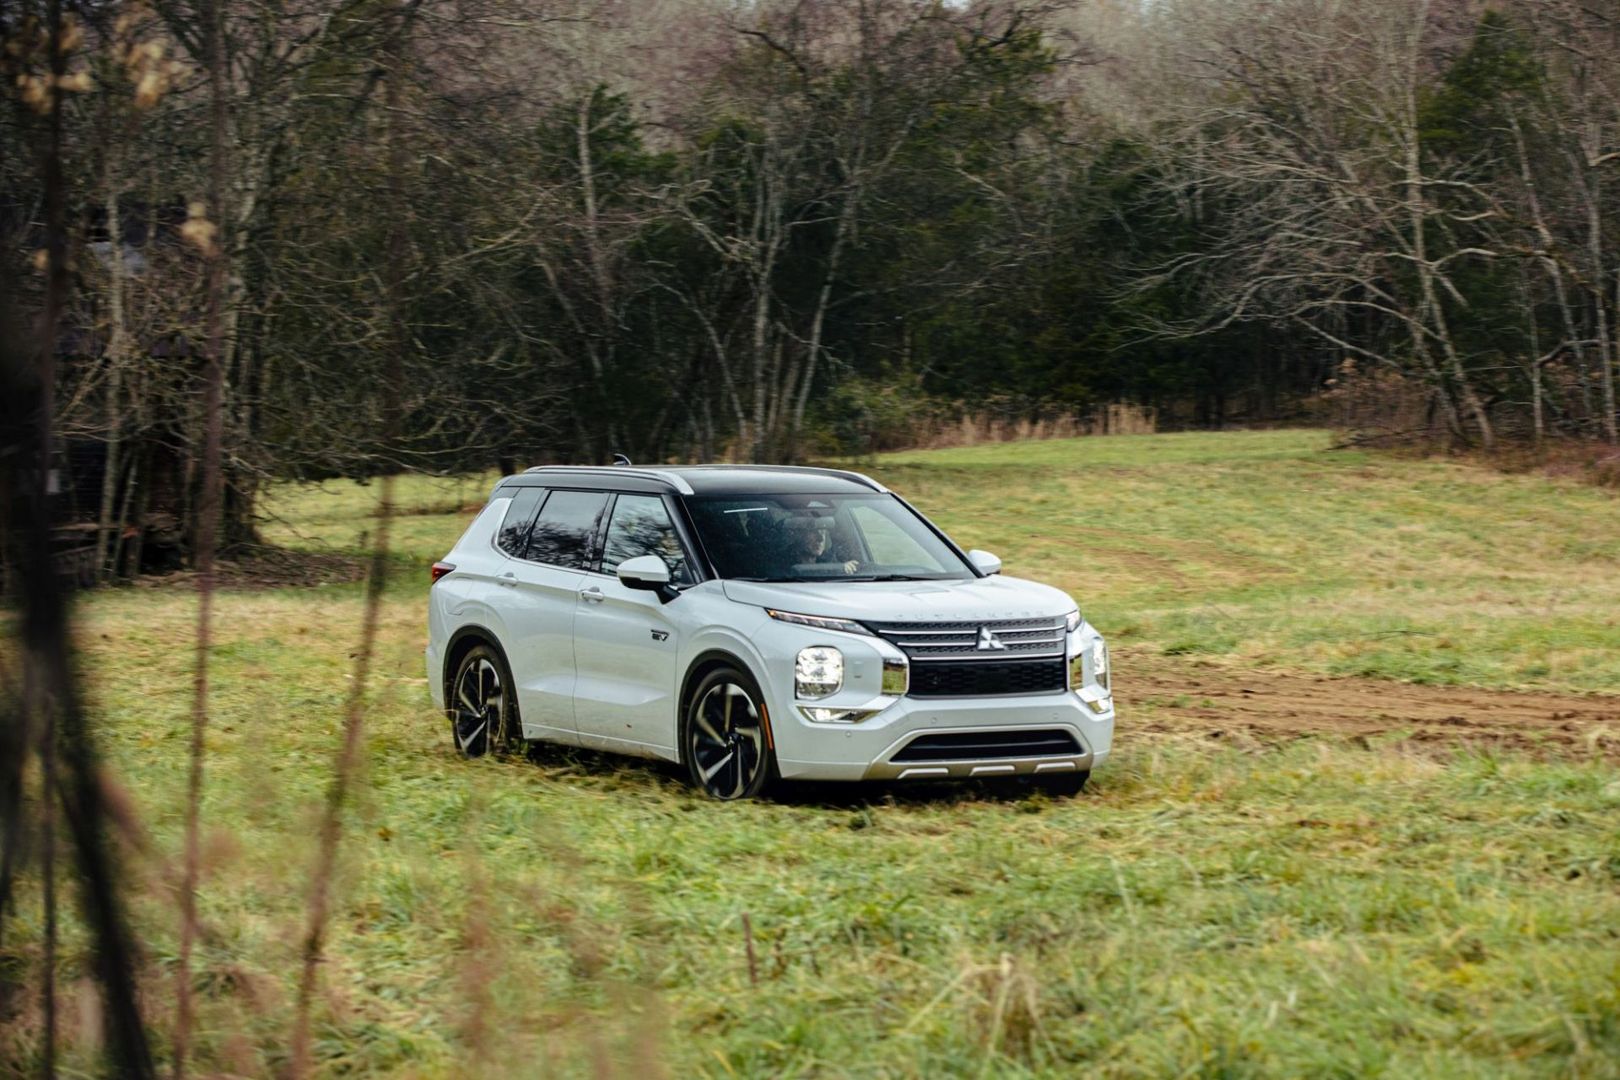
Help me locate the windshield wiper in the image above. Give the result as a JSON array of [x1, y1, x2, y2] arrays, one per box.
[[731, 573, 952, 583], [856, 574, 950, 582]]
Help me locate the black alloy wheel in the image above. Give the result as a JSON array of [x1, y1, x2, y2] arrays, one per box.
[[449, 644, 519, 758], [683, 666, 774, 800]]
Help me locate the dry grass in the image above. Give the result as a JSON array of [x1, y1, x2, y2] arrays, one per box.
[[1451, 440, 1620, 489], [5, 430, 1620, 1077], [904, 403, 1159, 451]]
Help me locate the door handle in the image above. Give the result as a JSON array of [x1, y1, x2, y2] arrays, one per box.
[[581, 586, 605, 604], [497, 572, 517, 587]]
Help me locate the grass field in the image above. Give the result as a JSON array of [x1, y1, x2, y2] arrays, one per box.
[[7, 429, 1620, 1077]]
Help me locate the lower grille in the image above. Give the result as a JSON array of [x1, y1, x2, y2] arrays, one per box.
[[908, 657, 1066, 698], [892, 729, 1081, 762]]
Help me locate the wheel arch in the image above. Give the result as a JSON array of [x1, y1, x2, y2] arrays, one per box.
[[679, 649, 774, 759], [443, 625, 510, 706]]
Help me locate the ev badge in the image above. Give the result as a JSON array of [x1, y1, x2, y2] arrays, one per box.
[[976, 626, 1006, 651]]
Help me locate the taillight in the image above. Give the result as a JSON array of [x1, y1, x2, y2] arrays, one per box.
[[430, 561, 455, 584]]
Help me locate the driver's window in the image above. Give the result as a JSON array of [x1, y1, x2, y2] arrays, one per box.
[[849, 505, 936, 568], [601, 494, 692, 584]]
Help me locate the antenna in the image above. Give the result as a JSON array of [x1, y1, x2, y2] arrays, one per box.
[[611, 452, 632, 466]]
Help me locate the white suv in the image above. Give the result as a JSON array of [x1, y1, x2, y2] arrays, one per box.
[[425, 465, 1114, 799]]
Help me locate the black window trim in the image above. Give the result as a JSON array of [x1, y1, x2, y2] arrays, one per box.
[[492, 480, 719, 581], [590, 491, 704, 586], [516, 487, 610, 573]]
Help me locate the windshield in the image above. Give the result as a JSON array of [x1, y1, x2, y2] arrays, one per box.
[[685, 492, 975, 582]]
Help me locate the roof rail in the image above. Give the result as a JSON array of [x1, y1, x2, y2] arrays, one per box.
[[674, 463, 888, 493], [518, 464, 695, 495]]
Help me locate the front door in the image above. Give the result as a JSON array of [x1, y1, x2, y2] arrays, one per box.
[[571, 493, 693, 757]]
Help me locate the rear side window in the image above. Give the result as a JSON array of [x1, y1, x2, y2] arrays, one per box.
[[526, 490, 609, 570], [496, 488, 544, 557], [601, 494, 693, 585]]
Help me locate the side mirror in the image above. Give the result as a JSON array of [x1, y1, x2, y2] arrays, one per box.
[[968, 549, 1002, 576], [617, 554, 675, 600]]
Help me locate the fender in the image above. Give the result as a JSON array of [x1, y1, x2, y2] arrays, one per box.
[[442, 623, 511, 703], [678, 640, 777, 755]]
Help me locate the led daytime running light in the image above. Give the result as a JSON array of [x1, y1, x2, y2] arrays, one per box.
[[766, 608, 871, 636]]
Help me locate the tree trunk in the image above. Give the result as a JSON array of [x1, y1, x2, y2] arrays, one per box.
[[1587, 150, 1618, 442], [1402, 0, 1491, 448], [787, 192, 857, 461], [172, 0, 231, 1064], [95, 151, 128, 583]]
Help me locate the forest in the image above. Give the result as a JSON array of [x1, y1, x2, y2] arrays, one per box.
[[4, 0, 1620, 572], [4, 4, 1620, 1076]]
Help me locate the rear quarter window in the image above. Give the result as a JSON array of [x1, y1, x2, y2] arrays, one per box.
[[496, 488, 545, 557]]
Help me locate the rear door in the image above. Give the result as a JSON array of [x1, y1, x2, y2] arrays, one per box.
[[503, 488, 609, 742], [571, 493, 694, 757]]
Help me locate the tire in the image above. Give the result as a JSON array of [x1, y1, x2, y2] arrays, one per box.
[[1034, 770, 1090, 798], [448, 643, 520, 758], [682, 665, 775, 800]]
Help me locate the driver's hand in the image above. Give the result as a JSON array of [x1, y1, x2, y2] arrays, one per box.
[[843, 559, 861, 573]]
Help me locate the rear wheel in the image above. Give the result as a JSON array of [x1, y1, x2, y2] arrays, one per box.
[[449, 644, 519, 758], [682, 666, 774, 800]]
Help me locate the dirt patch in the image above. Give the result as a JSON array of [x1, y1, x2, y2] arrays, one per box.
[[1123, 650, 1620, 757], [134, 546, 371, 590]]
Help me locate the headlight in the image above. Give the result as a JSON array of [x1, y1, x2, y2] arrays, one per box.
[[1065, 610, 1082, 633], [768, 609, 871, 635], [795, 646, 843, 699]]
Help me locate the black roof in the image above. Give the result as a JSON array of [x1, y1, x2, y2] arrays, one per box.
[[503, 464, 885, 496]]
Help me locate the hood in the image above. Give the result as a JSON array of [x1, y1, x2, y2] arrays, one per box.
[[721, 574, 1075, 624]]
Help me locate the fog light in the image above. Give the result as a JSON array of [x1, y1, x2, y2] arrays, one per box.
[[1092, 639, 1110, 693], [795, 646, 843, 699], [799, 706, 875, 723]]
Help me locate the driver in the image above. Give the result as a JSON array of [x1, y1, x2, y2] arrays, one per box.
[[787, 518, 860, 574]]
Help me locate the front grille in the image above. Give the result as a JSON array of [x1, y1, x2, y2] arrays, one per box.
[[892, 728, 1081, 762], [907, 657, 1067, 698], [867, 616, 1067, 661]]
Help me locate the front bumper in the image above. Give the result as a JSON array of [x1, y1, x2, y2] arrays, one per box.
[[772, 688, 1114, 782]]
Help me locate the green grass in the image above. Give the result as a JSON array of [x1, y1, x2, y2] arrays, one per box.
[[868, 430, 1620, 692], [7, 430, 1620, 1077]]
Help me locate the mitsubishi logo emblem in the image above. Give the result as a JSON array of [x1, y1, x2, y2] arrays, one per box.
[[976, 626, 1006, 651]]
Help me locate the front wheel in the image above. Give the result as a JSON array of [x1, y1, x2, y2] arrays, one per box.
[[682, 666, 775, 800], [449, 644, 519, 758]]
